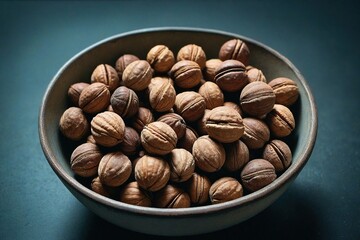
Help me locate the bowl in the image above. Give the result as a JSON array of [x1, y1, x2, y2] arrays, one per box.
[[39, 27, 317, 236]]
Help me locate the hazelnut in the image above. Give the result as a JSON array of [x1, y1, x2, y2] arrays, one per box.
[[157, 113, 186, 139], [198, 81, 224, 110], [91, 64, 120, 91], [79, 82, 110, 114], [223, 140, 249, 172], [110, 86, 139, 118], [148, 77, 176, 112], [119, 127, 140, 156], [122, 60, 153, 91], [241, 118, 270, 150], [203, 59, 222, 81], [219, 38, 250, 66], [209, 177, 243, 204], [263, 139, 292, 173], [214, 59, 248, 92], [177, 44, 206, 69], [168, 148, 195, 182], [170, 60, 202, 89], [59, 107, 89, 141], [266, 104, 295, 137], [174, 91, 206, 122], [268, 77, 299, 106], [147, 44, 175, 73], [155, 184, 191, 208], [70, 143, 103, 177], [67, 82, 89, 106], [187, 172, 211, 205], [119, 181, 152, 207]]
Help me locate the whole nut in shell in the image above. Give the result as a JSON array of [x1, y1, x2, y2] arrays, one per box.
[[241, 118, 270, 150], [68, 82, 89, 106], [177, 44, 206, 69], [168, 148, 195, 182], [187, 172, 211, 205], [131, 107, 154, 134], [134, 155, 170, 191], [246, 66, 266, 83], [263, 139, 292, 173], [155, 184, 191, 208], [119, 181, 152, 207], [98, 151, 132, 187], [219, 38, 250, 66], [148, 77, 176, 112], [177, 127, 198, 152], [240, 159, 277, 192], [205, 106, 244, 143], [115, 54, 140, 80], [79, 82, 110, 114], [140, 121, 177, 155], [174, 91, 206, 122], [157, 113, 186, 139], [170, 60, 202, 89], [91, 64, 120, 91], [240, 81, 276, 117], [214, 59, 248, 92], [91, 176, 113, 198], [268, 77, 299, 106], [209, 177, 243, 204], [59, 107, 89, 141], [110, 86, 139, 118], [197, 109, 211, 135], [198, 81, 224, 110], [122, 60, 153, 91], [223, 101, 243, 116], [223, 140, 249, 172], [91, 111, 125, 147], [203, 59, 222, 81], [147, 44, 175, 73], [266, 104, 295, 138], [70, 143, 103, 177], [119, 126, 140, 156], [192, 135, 226, 172]]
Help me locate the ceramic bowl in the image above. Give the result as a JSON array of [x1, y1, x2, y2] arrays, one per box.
[[39, 27, 317, 236]]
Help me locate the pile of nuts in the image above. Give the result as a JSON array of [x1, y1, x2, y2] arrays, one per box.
[[59, 38, 299, 208]]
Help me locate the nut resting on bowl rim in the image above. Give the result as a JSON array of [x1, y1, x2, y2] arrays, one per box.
[[38, 27, 317, 236]]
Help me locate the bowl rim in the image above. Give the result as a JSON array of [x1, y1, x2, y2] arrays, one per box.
[[39, 26, 318, 217]]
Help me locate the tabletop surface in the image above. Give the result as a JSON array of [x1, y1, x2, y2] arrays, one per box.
[[1, 1, 359, 239]]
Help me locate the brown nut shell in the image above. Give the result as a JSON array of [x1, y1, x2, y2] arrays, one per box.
[[263, 139, 292, 173], [246, 66, 267, 83], [115, 54, 140, 81], [91, 64, 120, 91], [148, 77, 176, 112], [155, 184, 191, 208], [214, 59, 248, 92], [219, 38, 250, 65], [119, 181, 152, 207], [122, 60, 153, 91], [209, 177, 243, 204], [204, 59, 222, 82], [187, 172, 211, 205], [110, 86, 139, 118], [68, 82, 89, 107], [241, 118, 270, 150], [198, 81, 224, 110], [79, 82, 110, 114], [168, 148, 195, 182], [268, 77, 299, 106], [266, 104, 295, 137], [91, 176, 114, 198], [157, 113, 186, 139], [70, 143, 103, 177], [223, 140, 249, 172], [170, 60, 202, 89], [174, 91, 206, 122], [59, 107, 89, 141], [177, 44, 206, 69], [98, 152, 132, 187], [147, 45, 175, 73], [131, 107, 154, 134], [177, 127, 198, 152], [119, 126, 140, 156]]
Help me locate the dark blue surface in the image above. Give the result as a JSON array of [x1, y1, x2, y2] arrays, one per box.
[[1, 1, 359, 239]]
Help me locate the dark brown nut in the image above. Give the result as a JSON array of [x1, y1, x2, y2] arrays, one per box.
[[240, 81, 276, 117], [146, 45, 175, 73], [131, 107, 154, 134], [198, 81, 224, 110], [241, 118, 270, 150], [134, 155, 170, 191], [91, 111, 125, 147], [263, 139, 292, 173], [59, 107, 89, 141], [223, 101, 243, 116], [219, 38, 250, 66], [110, 86, 139, 118], [148, 77, 176, 112], [155, 184, 191, 208], [91, 64, 120, 91], [79, 82, 110, 114], [187, 172, 211, 205], [240, 159, 277, 192], [177, 44, 207, 69], [214, 59, 249, 92], [157, 113, 186, 139], [169, 60, 202, 89], [174, 91, 206, 122], [268, 77, 299, 106], [70, 143, 102, 177], [197, 109, 211, 135], [177, 126, 198, 152], [223, 140, 249, 172], [91, 176, 113, 198], [119, 127, 140, 156], [205, 106, 244, 143], [122, 60, 153, 91], [246, 66, 267, 83], [192, 135, 226, 172], [168, 148, 195, 182], [209, 177, 243, 204], [203, 58, 222, 81], [266, 104, 295, 138], [98, 152, 132, 187], [68, 82, 89, 106], [115, 54, 140, 81], [119, 181, 152, 207], [140, 121, 177, 155]]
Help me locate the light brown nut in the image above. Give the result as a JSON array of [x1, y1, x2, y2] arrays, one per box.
[[197, 109, 211, 135], [203, 58, 222, 81], [115, 54, 140, 82], [110, 86, 139, 118], [177, 126, 199, 152], [59, 107, 89, 141], [174, 91, 206, 122], [187, 172, 211, 205], [155, 184, 191, 208], [91, 111, 125, 147], [70, 143, 103, 177], [98, 152, 132, 187], [119, 181, 152, 207], [91, 176, 115, 198], [131, 107, 154, 134], [79, 82, 110, 114], [119, 126, 140, 156], [147, 45, 175, 73], [148, 77, 176, 112], [91, 64, 120, 91], [246, 66, 267, 83], [198, 81, 224, 110], [122, 60, 153, 91], [157, 113, 186, 139], [192, 135, 225, 172], [170, 60, 202, 89], [266, 104, 295, 138], [223, 101, 243, 117], [219, 38, 250, 66], [223, 140, 249, 172], [263, 139, 292, 173], [177, 44, 207, 69], [209, 177, 243, 204], [68, 82, 89, 107], [168, 148, 195, 182], [214, 59, 249, 92], [268, 77, 299, 106], [241, 117, 270, 150]]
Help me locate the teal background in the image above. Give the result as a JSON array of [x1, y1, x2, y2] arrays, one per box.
[[0, 0, 359, 239]]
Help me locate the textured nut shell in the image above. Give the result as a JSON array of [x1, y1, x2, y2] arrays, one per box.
[[266, 104, 295, 137], [68, 82, 89, 106], [177, 44, 206, 69], [119, 181, 152, 207], [205, 106, 244, 143], [155, 184, 191, 208], [223, 101, 243, 116], [59, 107, 89, 141], [240, 159, 277, 192], [119, 127, 140, 156], [148, 77, 176, 112], [268, 77, 299, 106], [170, 60, 202, 88], [115, 54, 140, 80], [91, 111, 125, 147], [98, 152, 132, 187], [168, 148, 195, 182], [91, 64, 120, 91], [197, 109, 211, 135], [91, 176, 112, 198], [140, 121, 177, 155], [219, 38, 250, 65], [157, 113, 186, 139], [174, 91, 206, 122], [240, 81, 276, 117], [177, 127, 198, 152], [110, 86, 139, 118], [147, 45, 175, 73], [122, 60, 153, 91], [241, 118, 270, 149], [214, 59, 248, 92], [70, 143, 102, 177], [187, 172, 211, 205], [198, 81, 224, 110], [246, 66, 267, 83], [204, 59, 222, 81], [263, 139, 292, 172], [79, 82, 110, 114], [224, 140, 249, 172], [192, 135, 226, 172], [134, 155, 170, 191], [131, 107, 154, 133], [209, 177, 243, 204]]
